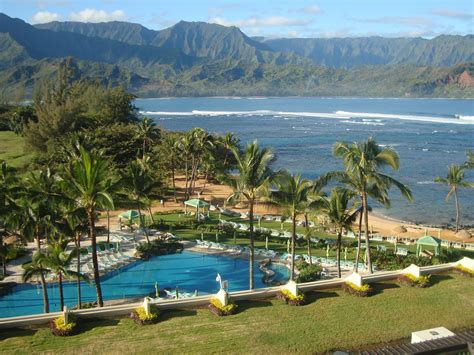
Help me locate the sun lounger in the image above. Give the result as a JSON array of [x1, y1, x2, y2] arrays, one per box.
[[395, 247, 408, 256]]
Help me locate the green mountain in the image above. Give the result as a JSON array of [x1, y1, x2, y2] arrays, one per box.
[[261, 35, 474, 68], [0, 13, 473, 98]]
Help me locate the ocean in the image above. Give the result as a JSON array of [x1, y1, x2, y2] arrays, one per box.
[[136, 97, 474, 226]]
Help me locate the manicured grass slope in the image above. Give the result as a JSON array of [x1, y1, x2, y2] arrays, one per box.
[[1, 274, 473, 353], [0, 131, 32, 168]]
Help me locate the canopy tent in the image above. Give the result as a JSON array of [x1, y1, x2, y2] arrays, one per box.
[[416, 235, 441, 256], [184, 199, 210, 220], [118, 210, 140, 220]]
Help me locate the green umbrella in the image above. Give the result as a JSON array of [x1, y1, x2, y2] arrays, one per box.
[[118, 210, 140, 220]]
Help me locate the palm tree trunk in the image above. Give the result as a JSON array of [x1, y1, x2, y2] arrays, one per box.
[[248, 200, 255, 290], [290, 212, 297, 281], [355, 208, 363, 272], [35, 232, 50, 313], [106, 210, 110, 244], [172, 167, 177, 202], [75, 233, 82, 309], [148, 207, 155, 224], [137, 203, 149, 243], [88, 210, 103, 307], [362, 193, 373, 274], [305, 214, 312, 265], [200, 170, 209, 195], [454, 187, 461, 232], [58, 271, 64, 311], [184, 160, 189, 200], [336, 231, 342, 278]]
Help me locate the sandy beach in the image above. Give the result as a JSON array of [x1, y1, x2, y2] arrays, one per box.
[[101, 175, 472, 242]]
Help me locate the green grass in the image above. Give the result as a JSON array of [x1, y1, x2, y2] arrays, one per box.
[[0, 131, 32, 168], [0, 273, 472, 353]]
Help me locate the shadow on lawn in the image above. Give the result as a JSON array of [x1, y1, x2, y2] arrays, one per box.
[[305, 290, 339, 304], [0, 327, 37, 341], [236, 299, 273, 312], [370, 282, 400, 296], [79, 318, 120, 333], [428, 273, 453, 286], [159, 309, 198, 323]]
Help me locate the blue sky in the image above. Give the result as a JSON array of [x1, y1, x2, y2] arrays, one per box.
[[2, 0, 473, 38]]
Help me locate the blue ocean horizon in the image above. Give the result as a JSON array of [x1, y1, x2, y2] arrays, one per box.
[[136, 97, 474, 226]]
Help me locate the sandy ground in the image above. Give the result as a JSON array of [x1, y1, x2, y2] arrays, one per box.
[[101, 175, 472, 242]]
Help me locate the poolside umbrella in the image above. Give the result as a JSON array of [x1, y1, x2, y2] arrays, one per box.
[[118, 210, 140, 220], [265, 236, 268, 250]]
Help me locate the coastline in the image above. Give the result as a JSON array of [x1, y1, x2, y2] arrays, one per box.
[[100, 175, 472, 243]]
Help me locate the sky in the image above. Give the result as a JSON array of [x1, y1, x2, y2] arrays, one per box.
[[2, 0, 473, 38]]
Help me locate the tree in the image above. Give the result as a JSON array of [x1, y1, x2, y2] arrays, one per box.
[[159, 135, 180, 202], [225, 140, 275, 290], [465, 151, 474, 169], [41, 240, 86, 311], [311, 188, 359, 278], [219, 132, 239, 167], [61, 146, 117, 307], [269, 171, 313, 280], [22, 252, 51, 313], [122, 161, 161, 243], [334, 137, 412, 273], [134, 117, 160, 159], [435, 164, 473, 232]]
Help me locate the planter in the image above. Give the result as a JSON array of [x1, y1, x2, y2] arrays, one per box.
[[208, 298, 237, 316], [130, 306, 159, 325], [342, 282, 372, 297], [398, 274, 431, 288], [277, 289, 306, 306], [50, 315, 78, 336], [453, 265, 474, 278]]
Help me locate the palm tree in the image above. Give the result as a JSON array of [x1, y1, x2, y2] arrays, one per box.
[[41, 240, 86, 311], [269, 171, 313, 280], [61, 146, 116, 307], [122, 161, 161, 243], [435, 164, 473, 232], [134, 117, 160, 159], [22, 252, 51, 313], [311, 188, 359, 278], [225, 140, 275, 290], [465, 151, 474, 169], [220, 132, 239, 166], [334, 137, 412, 273], [160, 135, 180, 202]]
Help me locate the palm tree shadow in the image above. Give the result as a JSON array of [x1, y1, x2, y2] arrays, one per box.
[[0, 327, 37, 341], [158, 309, 198, 323], [370, 282, 400, 296], [428, 273, 453, 286]]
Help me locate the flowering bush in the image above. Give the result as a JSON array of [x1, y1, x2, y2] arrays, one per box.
[[453, 265, 474, 277], [398, 273, 431, 288], [130, 305, 159, 325], [277, 289, 306, 306], [208, 297, 237, 316], [342, 282, 372, 297], [50, 315, 78, 336]]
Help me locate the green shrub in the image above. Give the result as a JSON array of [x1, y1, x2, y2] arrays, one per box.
[[296, 262, 323, 283]]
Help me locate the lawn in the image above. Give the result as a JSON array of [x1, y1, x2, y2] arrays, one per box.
[[0, 131, 32, 168], [0, 273, 473, 353]]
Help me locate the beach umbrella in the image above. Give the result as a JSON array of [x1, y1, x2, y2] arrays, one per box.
[[265, 236, 268, 250], [233, 231, 237, 244], [155, 282, 159, 298], [326, 244, 329, 263], [118, 210, 140, 220], [344, 247, 347, 263], [216, 232, 219, 242], [201, 231, 204, 241], [287, 239, 290, 253]]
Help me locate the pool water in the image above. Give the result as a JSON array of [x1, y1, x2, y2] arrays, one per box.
[[0, 251, 289, 318]]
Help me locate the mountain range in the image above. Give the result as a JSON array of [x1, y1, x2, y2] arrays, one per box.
[[0, 13, 473, 98]]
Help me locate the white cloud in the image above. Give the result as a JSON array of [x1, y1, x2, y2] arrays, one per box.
[[69, 8, 125, 22], [31, 11, 60, 23], [363, 16, 433, 27], [210, 16, 311, 28], [301, 6, 322, 14], [432, 9, 472, 21]]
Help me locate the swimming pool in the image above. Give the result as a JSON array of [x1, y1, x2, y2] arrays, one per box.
[[0, 251, 289, 318]]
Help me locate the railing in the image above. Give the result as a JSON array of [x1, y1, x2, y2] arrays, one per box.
[[0, 261, 465, 329]]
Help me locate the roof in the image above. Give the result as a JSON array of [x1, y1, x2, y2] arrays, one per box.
[[416, 235, 442, 246], [118, 210, 140, 219], [184, 199, 210, 207]]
